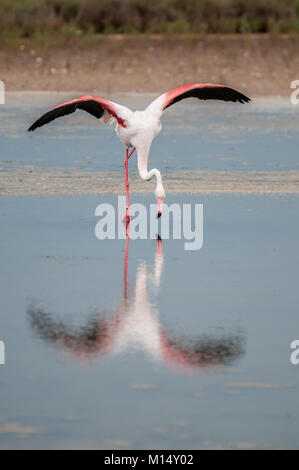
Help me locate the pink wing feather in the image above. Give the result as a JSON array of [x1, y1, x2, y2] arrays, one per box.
[[146, 82, 250, 118], [28, 94, 131, 131]]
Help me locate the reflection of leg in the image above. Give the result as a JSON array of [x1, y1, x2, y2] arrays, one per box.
[[135, 261, 148, 305], [123, 228, 130, 301], [153, 235, 164, 288], [123, 147, 136, 229], [156, 234, 163, 255]]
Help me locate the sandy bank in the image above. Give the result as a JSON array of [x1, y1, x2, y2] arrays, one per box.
[[1, 35, 298, 97], [1, 167, 298, 196]]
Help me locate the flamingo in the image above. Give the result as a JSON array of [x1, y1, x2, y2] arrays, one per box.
[[28, 83, 250, 222]]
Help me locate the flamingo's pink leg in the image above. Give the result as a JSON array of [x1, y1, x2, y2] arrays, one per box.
[[123, 147, 136, 230], [124, 149, 130, 223]]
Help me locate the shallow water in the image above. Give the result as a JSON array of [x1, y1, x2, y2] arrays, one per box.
[[0, 193, 299, 449], [1, 94, 299, 449], [1, 93, 299, 173]]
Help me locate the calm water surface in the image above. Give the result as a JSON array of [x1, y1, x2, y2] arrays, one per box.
[[0, 94, 299, 449], [1, 93, 298, 173], [0, 194, 298, 449]]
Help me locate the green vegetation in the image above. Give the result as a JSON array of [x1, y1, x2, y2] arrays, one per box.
[[0, 0, 299, 38]]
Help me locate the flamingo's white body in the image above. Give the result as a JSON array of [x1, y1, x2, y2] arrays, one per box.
[[28, 83, 250, 220], [115, 103, 164, 193]]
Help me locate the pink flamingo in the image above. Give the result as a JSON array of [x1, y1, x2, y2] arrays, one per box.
[[28, 83, 250, 222]]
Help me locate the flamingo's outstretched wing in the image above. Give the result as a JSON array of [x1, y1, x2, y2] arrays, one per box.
[[28, 95, 132, 131], [146, 83, 250, 118]]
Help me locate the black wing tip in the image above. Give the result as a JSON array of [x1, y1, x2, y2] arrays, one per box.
[[239, 95, 251, 104], [229, 88, 251, 104], [28, 120, 41, 131], [218, 86, 250, 104]]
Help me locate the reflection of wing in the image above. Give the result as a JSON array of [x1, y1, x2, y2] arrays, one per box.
[[161, 333, 244, 372], [27, 305, 112, 356], [27, 304, 244, 371], [27, 238, 245, 372]]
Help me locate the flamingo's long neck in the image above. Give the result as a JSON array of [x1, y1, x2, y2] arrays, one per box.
[[137, 147, 165, 208], [145, 168, 162, 185]]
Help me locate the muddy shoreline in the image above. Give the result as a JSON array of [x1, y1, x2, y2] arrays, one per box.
[[1, 34, 298, 96], [1, 167, 298, 196]]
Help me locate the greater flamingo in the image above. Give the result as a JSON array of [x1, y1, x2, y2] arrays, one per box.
[[28, 83, 250, 222]]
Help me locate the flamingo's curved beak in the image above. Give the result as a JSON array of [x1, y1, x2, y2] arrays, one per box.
[[156, 197, 164, 218]]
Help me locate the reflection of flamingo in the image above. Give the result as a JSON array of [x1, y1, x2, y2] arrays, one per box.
[[27, 236, 244, 372], [28, 84, 250, 223]]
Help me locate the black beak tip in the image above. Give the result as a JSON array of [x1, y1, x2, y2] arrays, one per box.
[[156, 211, 162, 219]]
